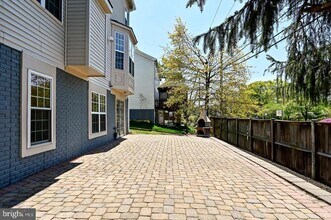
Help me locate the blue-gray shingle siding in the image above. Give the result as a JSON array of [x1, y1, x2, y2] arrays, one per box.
[[0, 43, 116, 189]]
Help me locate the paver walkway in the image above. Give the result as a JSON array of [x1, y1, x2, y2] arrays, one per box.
[[0, 135, 330, 219]]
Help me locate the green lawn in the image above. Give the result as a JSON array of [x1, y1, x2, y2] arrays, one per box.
[[130, 121, 195, 135]]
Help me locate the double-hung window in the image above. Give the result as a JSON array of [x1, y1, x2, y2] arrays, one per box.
[[29, 71, 53, 147], [36, 0, 62, 21], [92, 92, 107, 134], [129, 40, 135, 76], [115, 32, 125, 70]]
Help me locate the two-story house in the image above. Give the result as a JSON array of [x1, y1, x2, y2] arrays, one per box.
[[155, 86, 181, 126], [128, 49, 158, 123], [0, 0, 137, 188]]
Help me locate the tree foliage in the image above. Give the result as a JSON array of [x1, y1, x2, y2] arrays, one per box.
[[159, 19, 254, 123], [186, 0, 331, 103], [246, 80, 331, 120]]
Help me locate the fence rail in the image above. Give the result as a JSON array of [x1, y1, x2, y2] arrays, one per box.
[[211, 118, 331, 187]]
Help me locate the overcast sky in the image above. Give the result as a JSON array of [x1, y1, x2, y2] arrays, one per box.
[[131, 0, 287, 82]]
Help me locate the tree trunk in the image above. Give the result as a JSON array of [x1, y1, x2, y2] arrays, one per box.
[[205, 72, 210, 116]]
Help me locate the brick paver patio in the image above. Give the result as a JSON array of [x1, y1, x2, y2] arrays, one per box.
[[0, 135, 330, 219]]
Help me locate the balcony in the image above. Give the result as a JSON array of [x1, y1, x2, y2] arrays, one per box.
[[112, 73, 135, 95]]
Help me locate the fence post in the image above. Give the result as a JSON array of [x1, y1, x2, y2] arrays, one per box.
[[271, 119, 275, 161], [249, 118, 253, 152], [220, 118, 222, 140], [311, 120, 316, 180], [236, 118, 239, 147], [226, 118, 228, 142]]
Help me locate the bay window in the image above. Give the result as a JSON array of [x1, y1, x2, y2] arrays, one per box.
[[115, 32, 125, 70]]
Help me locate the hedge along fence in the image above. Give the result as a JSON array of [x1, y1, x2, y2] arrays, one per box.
[[211, 118, 331, 187]]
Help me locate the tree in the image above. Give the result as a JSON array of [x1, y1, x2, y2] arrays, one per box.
[[247, 80, 277, 106], [212, 57, 257, 118], [186, 0, 331, 103], [159, 18, 254, 122], [245, 80, 331, 120]]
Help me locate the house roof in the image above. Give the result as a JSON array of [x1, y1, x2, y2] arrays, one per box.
[[111, 19, 138, 44], [135, 49, 157, 62], [125, 0, 136, 11]]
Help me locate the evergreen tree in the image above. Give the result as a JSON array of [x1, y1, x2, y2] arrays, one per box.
[[186, 0, 331, 103]]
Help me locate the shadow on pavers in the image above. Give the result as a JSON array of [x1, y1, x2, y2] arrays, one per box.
[[0, 137, 126, 208], [84, 137, 126, 156]]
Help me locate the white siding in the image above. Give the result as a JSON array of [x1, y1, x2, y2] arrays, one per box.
[[110, 0, 126, 24], [129, 51, 156, 110], [89, 0, 110, 90], [0, 0, 65, 68], [89, 0, 106, 73], [66, 0, 87, 65]]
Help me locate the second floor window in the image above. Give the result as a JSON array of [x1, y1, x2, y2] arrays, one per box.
[[129, 40, 134, 76], [37, 0, 62, 22], [115, 32, 125, 70]]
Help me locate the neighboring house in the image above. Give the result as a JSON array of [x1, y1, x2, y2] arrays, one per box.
[[0, 0, 137, 188], [128, 49, 158, 123], [155, 86, 181, 126]]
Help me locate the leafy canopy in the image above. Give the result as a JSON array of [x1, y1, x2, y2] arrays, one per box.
[[186, 0, 331, 104]]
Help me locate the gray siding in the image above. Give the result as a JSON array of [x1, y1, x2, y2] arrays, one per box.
[[66, 0, 87, 66], [89, 0, 111, 90], [90, 15, 112, 89], [106, 16, 112, 81], [89, 0, 106, 72], [110, 0, 126, 24], [130, 109, 155, 124], [0, 0, 65, 68]]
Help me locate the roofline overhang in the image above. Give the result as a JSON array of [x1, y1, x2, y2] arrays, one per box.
[[135, 49, 157, 61], [125, 0, 136, 12], [98, 0, 113, 14], [111, 19, 138, 45]]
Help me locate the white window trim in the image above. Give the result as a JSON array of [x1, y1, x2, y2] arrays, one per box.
[[91, 92, 107, 134], [21, 53, 57, 158], [27, 70, 54, 149], [89, 83, 108, 139], [115, 32, 125, 70]]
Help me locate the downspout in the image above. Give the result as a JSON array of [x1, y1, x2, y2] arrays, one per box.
[[64, 0, 68, 66]]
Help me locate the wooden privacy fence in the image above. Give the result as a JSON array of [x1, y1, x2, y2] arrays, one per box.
[[211, 118, 331, 187]]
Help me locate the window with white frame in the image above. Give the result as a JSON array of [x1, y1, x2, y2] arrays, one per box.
[[92, 92, 107, 133], [29, 71, 53, 147], [36, 0, 62, 21], [115, 32, 125, 70], [125, 10, 129, 25], [129, 39, 134, 76]]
